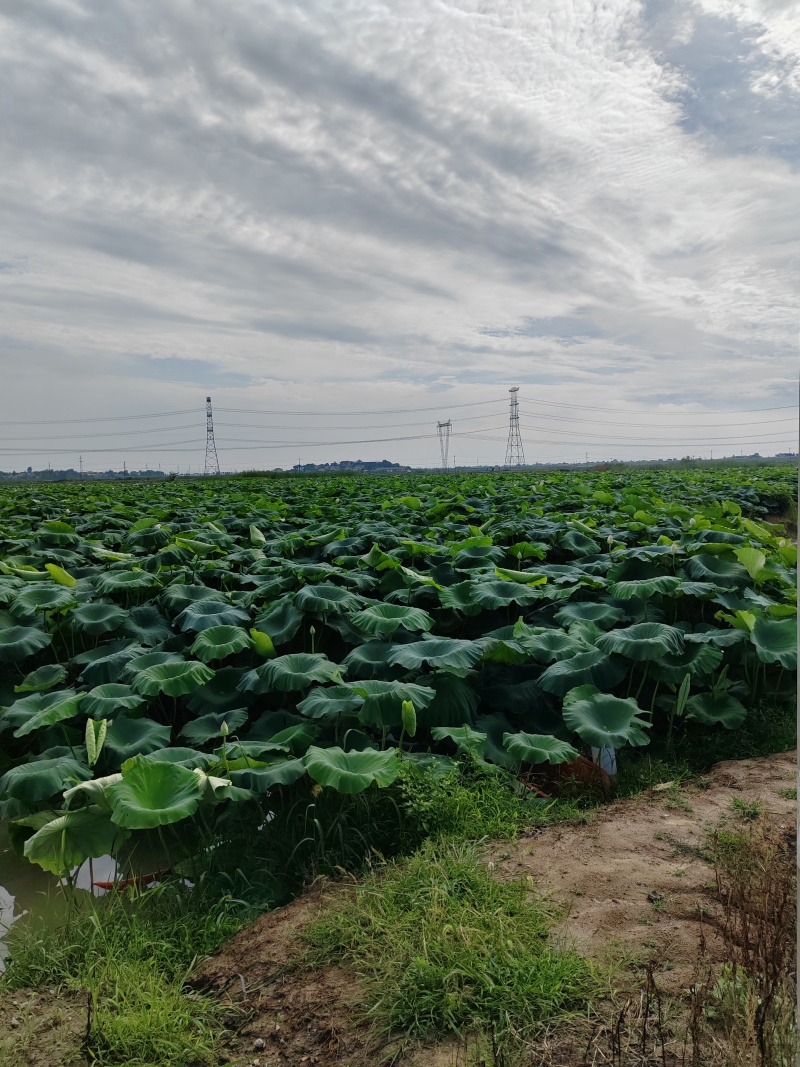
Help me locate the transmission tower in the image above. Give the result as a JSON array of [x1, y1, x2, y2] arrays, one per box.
[[204, 396, 220, 475], [503, 387, 525, 468], [437, 420, 452, 470]]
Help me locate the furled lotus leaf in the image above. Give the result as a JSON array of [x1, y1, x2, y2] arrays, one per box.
[[554, 602, 625, 630], [12, 584, 78, 615], [596, 623, 684, 661], [562, 685, 651, 748], [538, 649, 627, 697], [351, 603, 434, 637], [103, 715, 172, 762], [63, 772, 124, 808], [176, 598, 250, 633], [70, 601, 129, 635], [23, 807, 130, 875], [14, 663, 67, 693], [0, 756, 91, 805], [94, 569, 160, 596], [253, 598, 304, 645], [107, 758, 204, 829], [749, 616, 796, 669], [304, 746, 400, 794], [295, 582, 361, 615], [190, 625, 253, 663], [180, 708, 248, 745], [239, 652, 342, 694], [131, 660, 215, 697], [345, 679, 436, 726], [503, 732, 580, 766], [387, 637, 483, 671], [684, 691, 747, 728], [297, 685, 364, 720], [12, 689, 83, 738]]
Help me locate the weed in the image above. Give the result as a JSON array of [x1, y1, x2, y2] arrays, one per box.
[[777, 787, 796, 801], [730, 796, 764, 821], [304, 840, 597, 1045]]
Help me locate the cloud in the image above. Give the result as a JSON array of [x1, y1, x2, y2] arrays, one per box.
[[0, 0, 796, 470]]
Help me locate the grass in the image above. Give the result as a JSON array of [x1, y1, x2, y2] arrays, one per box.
[[2, 881, 246, 1066], [304, 839, 598, 1046]]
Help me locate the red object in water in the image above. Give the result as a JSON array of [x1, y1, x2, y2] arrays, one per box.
[[92, 868, 170, 891]]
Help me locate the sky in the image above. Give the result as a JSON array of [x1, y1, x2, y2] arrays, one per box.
[[0, 0, 798, 472]]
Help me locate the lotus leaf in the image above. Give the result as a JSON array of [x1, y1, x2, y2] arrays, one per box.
[[295, 582, 361, 615], [240, 652, 342, 693], [104, 715, 172, 761], [15, 663, 67, 693], [190, 625, 253, 663], [351, 603, 434, 637], [749, 616, 796, 669], [297, 685, 364, 719], [12, 689, 83, 738], [70, 601, 129, 635], [23, 807, 130, 875], [538, 649, 627, 697], [503, 732, 580, 766], [83, 683, 146, 719], [131, 660, 215, 697], [304, 746, 400, 794], [176, 598, 250, 633], [684, 692, 748, 728], [0, 625, 53, 662], [107, 758, 204, 828], [180, 708, 249, 745], [596, 623, 685, 661], [0, 756, 91, 805], [562, 685, 651, 748], [387, 638, 483, 671]]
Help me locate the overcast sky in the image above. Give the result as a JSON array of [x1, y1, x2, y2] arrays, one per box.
[[0, 0, 798, 472]]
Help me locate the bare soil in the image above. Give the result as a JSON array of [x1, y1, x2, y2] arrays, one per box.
[[0, 750, 795, 1067]]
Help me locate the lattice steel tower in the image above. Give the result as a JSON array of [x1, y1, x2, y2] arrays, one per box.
[[437, 420, 452, 470], [504, 387, 525, 467], [204, 396, 220, 475]]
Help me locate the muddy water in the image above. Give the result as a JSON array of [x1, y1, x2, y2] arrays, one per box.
[[0, 824, 178, 967]]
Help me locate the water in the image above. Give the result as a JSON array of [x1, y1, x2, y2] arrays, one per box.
[[0, 824, 167, 967]]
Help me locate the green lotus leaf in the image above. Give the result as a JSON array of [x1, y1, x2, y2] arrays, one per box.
[[144, 748, 213, 768], [94, 569, 160, 596], [503, 732, 580, 766], [176, 598, 250, 633], [538, 649, 627, 697], [351, 603, 434, 638], [180, 708, 248, 745], [23, 807, 130, 876], [44, 563, 77, 587], [161, 583, 226, 611], [345, 679, 436, 726], [253, 598, 304, 644], [263, 723, 317, 755], [749, 616, 796, 669], [106, 758, 204, 829], [229, 757, 308, 792], [451, 545, 505, 569], [190, 625, 254, 663], [15, 663, 68, 693], [304, 746, 400, 794], [342, 641, 403, 680], [74, 640, 147, 686], [63, 772, 124, 809], [649, 642, 723, 684], [387, 638, 483, 671], [70, 601, 129, 635], [83, 683, 146, 719], [683, 627, 749, 648], [477, 637, 529, 665], [131, 660, 215, 697], [123, 604, 174, 645], [104, 715, 172, 762], [562, 685, 651, 748], [437, 581, 482, 616], [12, 583, 78, 615], [554, 602, 625, 630], [240, 652, 342, 694], [431, 724, 488, 755], [470, 579, 542, 609], [0, 625, 53, 662], [12, 689, 83, 738], [684, 692, 748, 729], [684, 553, 748, 586], [596, 623, 685, 661], [295, 582, 361, 615], [607, 575, 681, 600], [297, 685, 364, 720], [0, 756, 91, 805], [558, 530, 601, 557], [515, 629, 589, 664]]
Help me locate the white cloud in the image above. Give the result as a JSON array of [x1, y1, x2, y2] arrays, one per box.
[[0, 0, 796, 470]]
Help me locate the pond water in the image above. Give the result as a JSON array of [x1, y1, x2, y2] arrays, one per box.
[[0, 825, 169, 968]]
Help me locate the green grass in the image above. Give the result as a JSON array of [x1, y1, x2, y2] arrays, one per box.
[[305, 840, 597, 1044], [2, 881, 245, 1066]]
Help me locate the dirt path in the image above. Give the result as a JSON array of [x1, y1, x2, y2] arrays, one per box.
[[195, 750, 796, 1067]]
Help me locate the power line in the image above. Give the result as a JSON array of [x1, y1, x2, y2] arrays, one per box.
[[0, 408, 199, 426]]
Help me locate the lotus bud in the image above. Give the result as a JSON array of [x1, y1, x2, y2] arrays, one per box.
[[607, 535, 614, 545], [401, 699, 417, 738], [310, 625, 316, 635], [779, 539, 786, 547], [220, 721, 229, 738], [670, 543, 679, 555], [689, 518, 696, 527]]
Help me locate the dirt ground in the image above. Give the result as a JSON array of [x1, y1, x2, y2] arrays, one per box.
[[196, 749, 796, 1067], [0, 750, 795, 1066]]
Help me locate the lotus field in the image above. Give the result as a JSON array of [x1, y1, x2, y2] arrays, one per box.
[[0, 466, 796, 877]]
